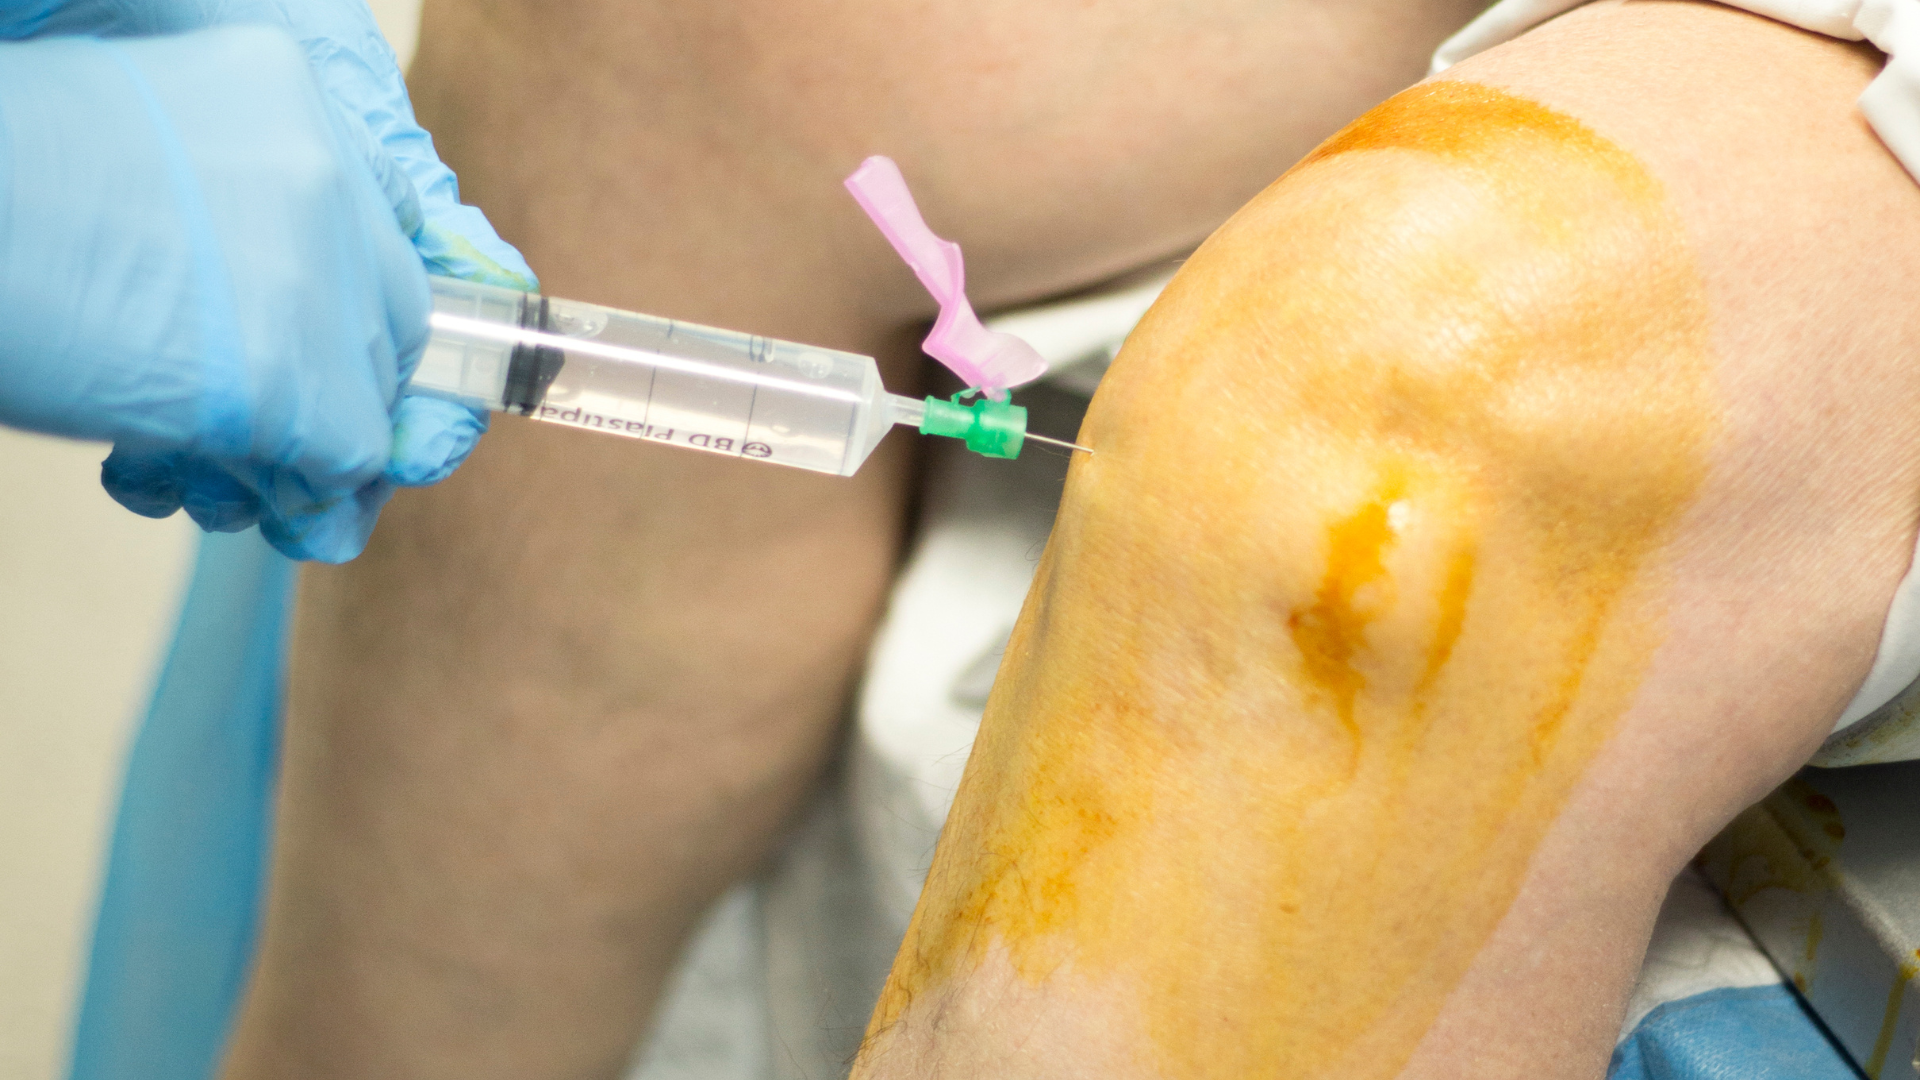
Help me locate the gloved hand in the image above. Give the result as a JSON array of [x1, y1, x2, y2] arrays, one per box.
[[0, 0, 537, 561]]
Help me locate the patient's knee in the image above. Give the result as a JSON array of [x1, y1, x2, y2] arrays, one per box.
[[1026, 80, 1720, 760]]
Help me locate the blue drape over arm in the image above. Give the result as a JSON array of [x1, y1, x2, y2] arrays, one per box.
[[68, 529, 291, 1080]]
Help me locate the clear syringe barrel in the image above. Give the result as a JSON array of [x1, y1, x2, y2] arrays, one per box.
[[408, 276, 926, 477]]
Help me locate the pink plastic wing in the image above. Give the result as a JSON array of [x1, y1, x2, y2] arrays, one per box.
[[844, 156, 1046, 395]]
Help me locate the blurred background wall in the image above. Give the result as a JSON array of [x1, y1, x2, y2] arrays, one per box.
[[0, 3, 423, 1076]]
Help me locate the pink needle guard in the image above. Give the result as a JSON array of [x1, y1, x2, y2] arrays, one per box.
[[845, 156, 1046, 396]]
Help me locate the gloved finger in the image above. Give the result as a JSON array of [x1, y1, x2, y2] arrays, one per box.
[[387, 394, 488, 487], [259, 475, 395, 563], [174, 459, 265, 533], [99, 445, 186, 519]]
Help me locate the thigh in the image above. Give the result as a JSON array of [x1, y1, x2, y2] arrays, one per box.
[[406, 0, 1489, 323]]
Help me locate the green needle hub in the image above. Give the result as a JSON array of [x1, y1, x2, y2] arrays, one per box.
[[920, 393, 1026, 460]]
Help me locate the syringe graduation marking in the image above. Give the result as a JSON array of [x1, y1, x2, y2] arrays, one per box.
[[429, 313, 866, 405]]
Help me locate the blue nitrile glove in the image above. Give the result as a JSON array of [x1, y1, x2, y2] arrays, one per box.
[[0, 28, 428, 560], [0, 0, 536, 560]]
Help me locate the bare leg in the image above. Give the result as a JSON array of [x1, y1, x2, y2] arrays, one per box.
[[853, 5, 1920, 1079], [220, 0, 1485, 1076]]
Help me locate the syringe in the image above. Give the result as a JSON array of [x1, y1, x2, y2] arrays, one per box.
[[406, 276, 1087, 477]]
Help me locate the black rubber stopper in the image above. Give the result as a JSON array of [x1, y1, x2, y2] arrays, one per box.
[[502, 294, 567, 415]]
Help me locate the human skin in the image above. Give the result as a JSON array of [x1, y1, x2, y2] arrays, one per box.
[[851, 5, 1920, 1080], [216, 2, 1483, 1077]]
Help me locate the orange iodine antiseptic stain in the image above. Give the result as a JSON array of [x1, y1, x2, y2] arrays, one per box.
[[859, 81, 1721, 1079]]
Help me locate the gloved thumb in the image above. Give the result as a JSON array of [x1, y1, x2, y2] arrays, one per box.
[[412, 204, 537, 291], [291, 28, 536, 291], [319, 91, 425, 241]]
